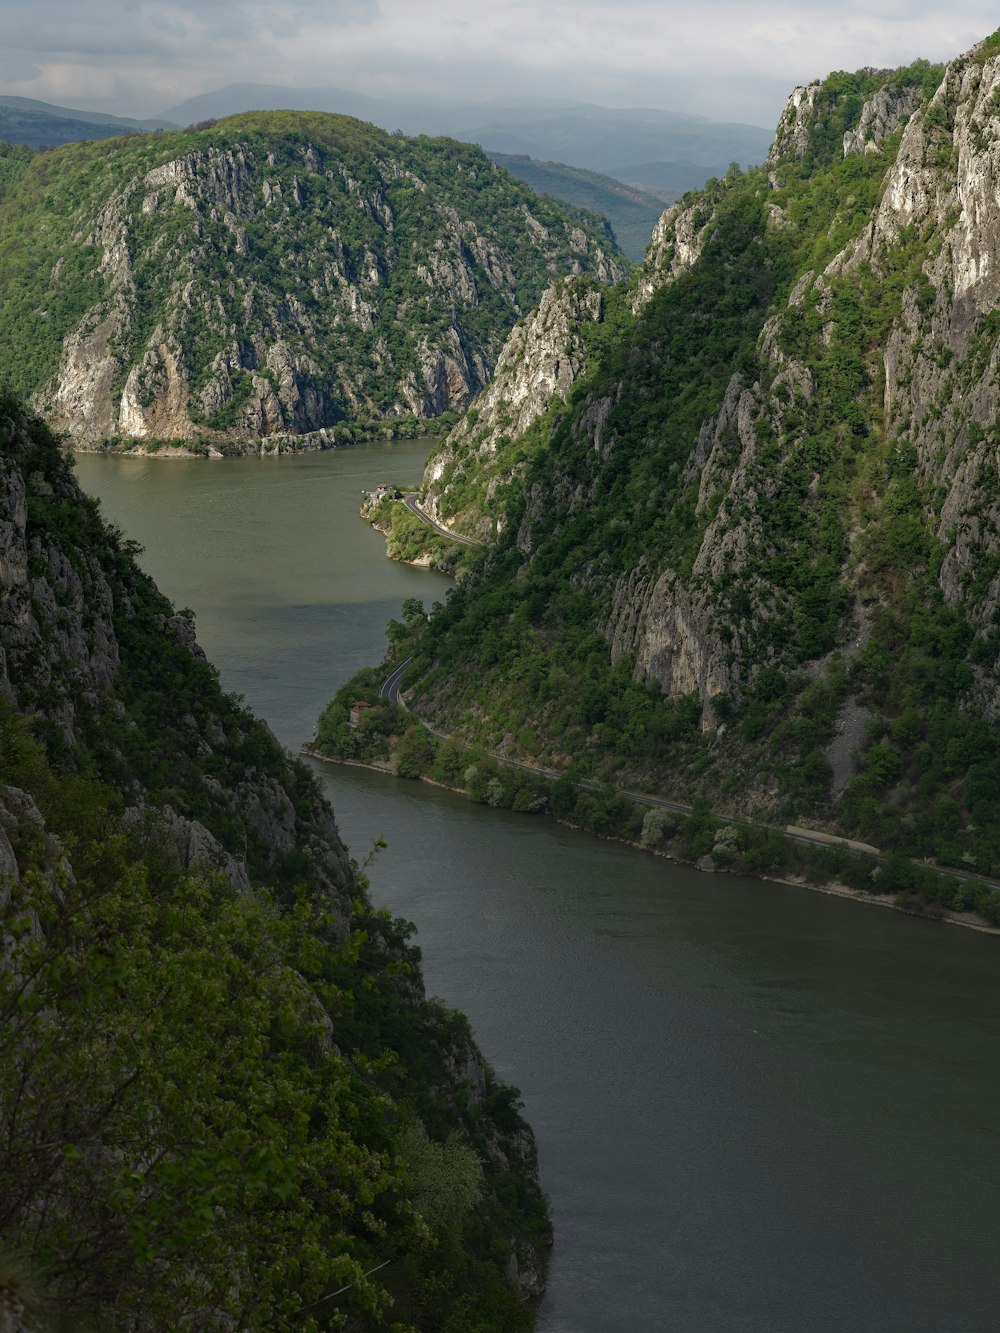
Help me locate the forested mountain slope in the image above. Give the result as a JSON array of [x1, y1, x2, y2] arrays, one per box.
[[0, 95, 173, 150], [484, 153, 668, 260], [0, 394, 548, 1330], [0, 113, 625, 450], [382, 34, 1000, 882]]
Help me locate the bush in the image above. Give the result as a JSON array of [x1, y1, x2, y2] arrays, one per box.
[[393, 724, 435, 779], [640, 807, 677, 848]]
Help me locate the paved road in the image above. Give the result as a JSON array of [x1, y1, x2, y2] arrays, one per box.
[[379, 657, 416, 703], [379, 656, 1000, 897], [402, 493, 483, 548]]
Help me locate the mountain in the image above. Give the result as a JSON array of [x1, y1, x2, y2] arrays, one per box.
[[0, 111, 625, 450], [359, 36, 1000, 902], [0, 95, 175, 149], [485, 153, 667, 260], [0, 95, 174, 132], [609, 157, 739, 198], [159, 84, 773, 193], [0, 391, 548, 1328]]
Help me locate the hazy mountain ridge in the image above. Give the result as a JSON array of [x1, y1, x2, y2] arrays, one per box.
[[485, 152, 667, 259], [158, 83, 773, 193], [369, 36, 1000, 889], [0, 95, 175, 150]]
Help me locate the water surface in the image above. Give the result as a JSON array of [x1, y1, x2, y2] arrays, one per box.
[[78, 447, 1000, 1333]]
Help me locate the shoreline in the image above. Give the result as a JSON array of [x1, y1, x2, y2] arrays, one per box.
[[300, 748, 1000, 938], [69, 427, 444, 461]]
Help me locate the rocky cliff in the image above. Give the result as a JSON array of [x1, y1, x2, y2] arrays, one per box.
[[0, 394, 549, 1329], [417, 279, 610, 541], [0, 112, 626, 451], [382, 37, 1000, 880]]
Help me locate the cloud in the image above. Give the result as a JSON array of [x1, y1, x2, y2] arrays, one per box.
[[0, 0, 994, 124], [0, 57, 42, 84]]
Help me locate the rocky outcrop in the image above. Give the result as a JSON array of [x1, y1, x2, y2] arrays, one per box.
[[5, 115, 625, 449], [632, 195, 718, 312], [122, 804, 253, 896], [767, 83, 822, 164], [418, 279, 606, 540], [826, 50, 1000, 681], [843, 82, 925, 156], [608, 48, 1000, 722]]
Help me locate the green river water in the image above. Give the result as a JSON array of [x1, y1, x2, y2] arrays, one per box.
[[76, 444, 1000, 1333]]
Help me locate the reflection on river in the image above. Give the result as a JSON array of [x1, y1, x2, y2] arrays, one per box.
[[78, 445, 1000, 1333]]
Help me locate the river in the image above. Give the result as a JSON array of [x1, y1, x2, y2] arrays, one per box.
[[76, 445, 1000, 1333]]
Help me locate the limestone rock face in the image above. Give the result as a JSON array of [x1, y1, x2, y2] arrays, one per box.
[[832, 48, 1000, 713], [419, 279, 606, 540], [632, 196, 717, 313], [9, 117, 625, 449], [767, 83, 822, 164], [602, 49, 1000, 723], [842, 82, 925, 156], [122, 805, 253, 896]]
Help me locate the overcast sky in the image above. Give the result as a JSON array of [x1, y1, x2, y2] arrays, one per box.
[[0, 1, 996, 127]]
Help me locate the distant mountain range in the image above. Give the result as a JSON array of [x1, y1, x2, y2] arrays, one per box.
[[0, 95, 174, 148], [0, 85, 772, 259], [485, 153, 665, 260], [158, 84, 773, 196]]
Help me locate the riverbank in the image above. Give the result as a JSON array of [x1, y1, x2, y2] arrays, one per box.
[[361, 491, 476, 576], [71, 414, 460, 460], [301, 746, 1000, 937], [77, 443, 1000, 1333]]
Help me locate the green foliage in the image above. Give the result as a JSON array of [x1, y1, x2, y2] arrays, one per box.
[[398, 1125, 482, 1233], [0, 400, 549, 1329], [394, 724, 436, 778], [325, 55, 1000, 902], [640, 807, 678, 848], [373, 500, 478, 577], [0, 113, 623, 439]]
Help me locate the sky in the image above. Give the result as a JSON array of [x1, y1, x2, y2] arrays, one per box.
[[0, 1, 997, 127]]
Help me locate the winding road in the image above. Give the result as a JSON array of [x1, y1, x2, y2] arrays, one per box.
[[401, 494, 483, 548]]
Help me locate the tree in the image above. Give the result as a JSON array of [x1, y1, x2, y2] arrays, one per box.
[[393, 723, 434, 778]]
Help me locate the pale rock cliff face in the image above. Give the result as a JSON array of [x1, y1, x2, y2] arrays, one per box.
[[30, 131, 625, 448], [842, 82, 925, 156], [834, 50, 1000, 694], [419, 280, 605, 540], [767, 83, 822, 164], [631, 197, 716, 313], [602, 361, 814, 725], [610, 48, 1000, 722]]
